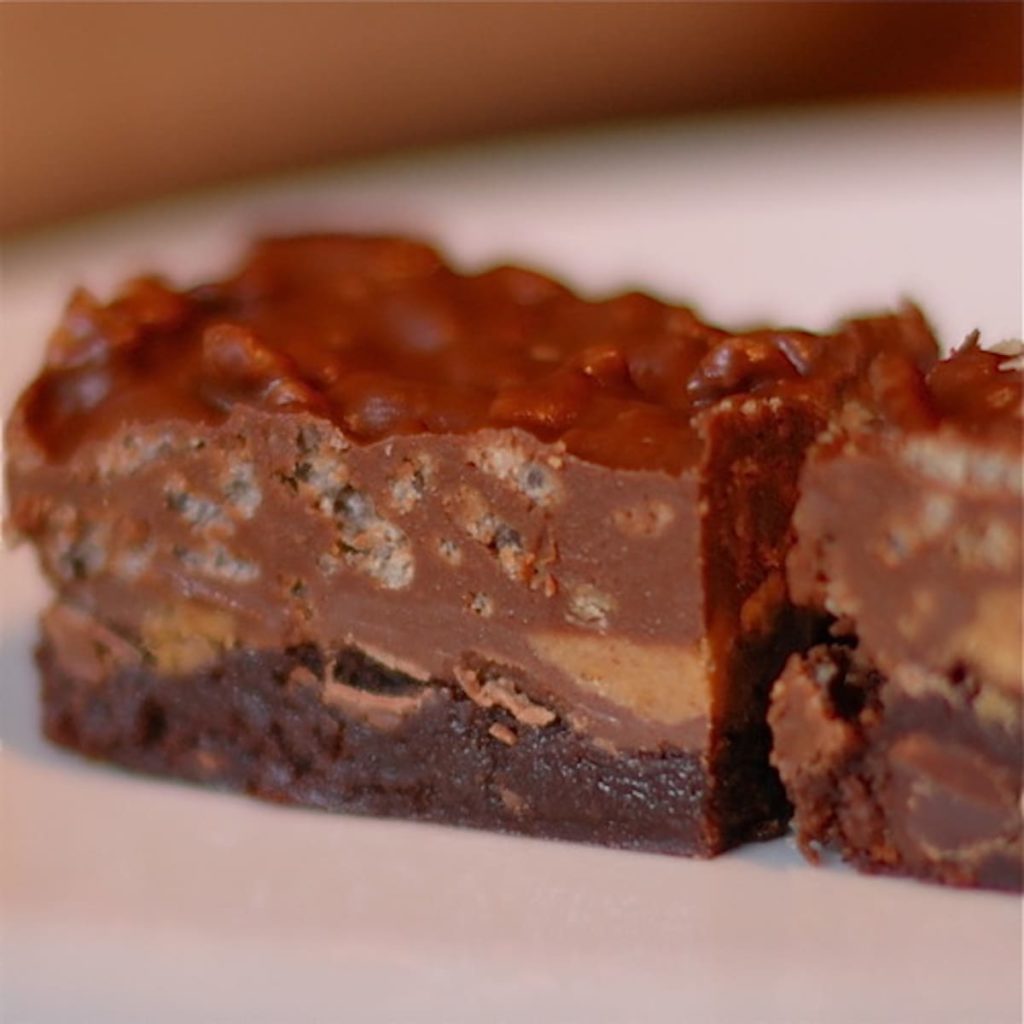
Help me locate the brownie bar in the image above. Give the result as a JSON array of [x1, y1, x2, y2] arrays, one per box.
[[772, 339, 1023, 888], [5, 235, 943, 856]]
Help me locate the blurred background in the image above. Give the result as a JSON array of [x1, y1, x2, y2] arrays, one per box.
[[1, 1, 1020, 238]]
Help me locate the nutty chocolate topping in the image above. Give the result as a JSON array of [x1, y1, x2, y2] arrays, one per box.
[[923, 334, 1023, 441], [21, 234, 944, 472]]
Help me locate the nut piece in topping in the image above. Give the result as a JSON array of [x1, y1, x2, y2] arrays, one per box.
[[565, 583, 615, 631]]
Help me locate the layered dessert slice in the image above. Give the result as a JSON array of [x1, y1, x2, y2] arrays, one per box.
[[771, 339, 1023, 889], [6, 235, 937, 855]]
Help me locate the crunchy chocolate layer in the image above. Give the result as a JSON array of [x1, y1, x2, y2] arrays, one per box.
[[11, 411, 713, 752], [9, 396, 826, 757], [37, 618, 790, 855], [770, 645, 1022, 891], [17, 234, 940, 472]]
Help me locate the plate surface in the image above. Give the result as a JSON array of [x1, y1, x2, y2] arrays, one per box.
[[2, 101, 1022, 1024]]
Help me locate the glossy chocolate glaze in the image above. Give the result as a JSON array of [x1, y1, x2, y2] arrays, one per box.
[[19, 234, 941, 470], [923, 335, 1023, 440]]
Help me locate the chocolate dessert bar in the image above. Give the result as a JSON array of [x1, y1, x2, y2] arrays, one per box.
[[7, 234, 1016, 873], [771, 339, 1023, 889]]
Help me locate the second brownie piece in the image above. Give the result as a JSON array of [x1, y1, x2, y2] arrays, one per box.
[[771, 339, 1022, 888], [6, 235, 938, 854]]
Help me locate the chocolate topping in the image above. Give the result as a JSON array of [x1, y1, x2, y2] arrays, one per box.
[[20, 234, 945, 471]]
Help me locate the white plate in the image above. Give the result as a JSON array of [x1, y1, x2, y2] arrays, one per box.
[[2, 101, 1021, 1024]]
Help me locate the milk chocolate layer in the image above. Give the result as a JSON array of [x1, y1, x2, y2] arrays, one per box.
[[12, 406, 715, 750]]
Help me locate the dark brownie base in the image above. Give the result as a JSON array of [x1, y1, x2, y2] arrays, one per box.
[[38, 639, 789, 856], [770, 645, 1022, 891]]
